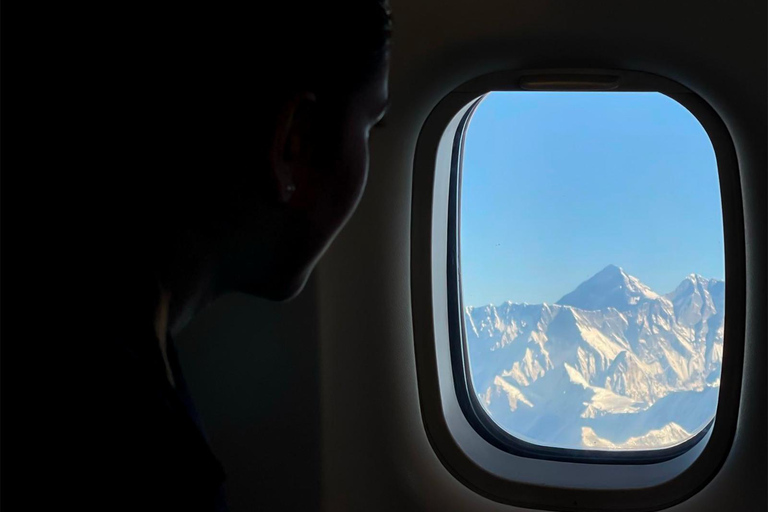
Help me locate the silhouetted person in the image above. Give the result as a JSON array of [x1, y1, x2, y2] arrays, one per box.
[[82, 3, 391, 510]]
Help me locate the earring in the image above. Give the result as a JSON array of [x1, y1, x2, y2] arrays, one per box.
[[281, 183, 296, 203]]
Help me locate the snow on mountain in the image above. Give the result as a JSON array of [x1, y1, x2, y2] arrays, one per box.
[[582, 422, 691, 450], [600, 351, 659, 405], [557, 264, 661, 312], [666, 274, 725, 373], [584, 385, 718, 443], [487, 376, 534, 411], [465, 266, 724, 450]]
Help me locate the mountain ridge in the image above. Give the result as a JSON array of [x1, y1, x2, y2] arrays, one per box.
[[465, 265, 724, 450]]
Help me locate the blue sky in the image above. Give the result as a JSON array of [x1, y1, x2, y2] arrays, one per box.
[[460, 92, 724, 307]]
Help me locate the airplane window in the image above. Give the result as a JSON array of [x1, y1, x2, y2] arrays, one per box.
[[458, 92, 724, 454]]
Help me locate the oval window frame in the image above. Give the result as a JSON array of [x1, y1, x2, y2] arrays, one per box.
[[410, 68, 746, 511]]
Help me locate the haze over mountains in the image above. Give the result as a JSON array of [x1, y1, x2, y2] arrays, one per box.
[[464, 265, 724, 450]]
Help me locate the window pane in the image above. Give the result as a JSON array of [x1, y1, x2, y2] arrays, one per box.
[[460, 92, 724, 451]]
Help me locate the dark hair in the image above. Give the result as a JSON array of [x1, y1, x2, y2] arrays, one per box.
[[94, 1, 391, 314]]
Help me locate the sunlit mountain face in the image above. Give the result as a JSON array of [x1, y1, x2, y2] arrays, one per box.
[[464, 265, 724, 450]]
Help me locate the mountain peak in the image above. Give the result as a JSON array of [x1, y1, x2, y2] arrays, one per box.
[[556, 265, 660, 312], [683, 273, 710, 285], [666, 273, 724, 327], [590, 264, 626, 280], [668, 273, 724, 298]]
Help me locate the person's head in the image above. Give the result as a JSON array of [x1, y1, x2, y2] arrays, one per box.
[[120, 1, 391, 313]]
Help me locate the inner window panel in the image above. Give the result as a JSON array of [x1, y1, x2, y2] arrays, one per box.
[[460, 92, 724, 451]]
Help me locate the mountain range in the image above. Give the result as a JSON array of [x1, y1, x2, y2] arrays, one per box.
[[464, 264, 724, 450]]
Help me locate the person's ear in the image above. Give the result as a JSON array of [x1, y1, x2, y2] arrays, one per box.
[[269, 92, 318, 204]]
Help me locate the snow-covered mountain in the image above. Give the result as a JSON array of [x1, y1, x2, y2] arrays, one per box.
[[465, 265, 724, 450]]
